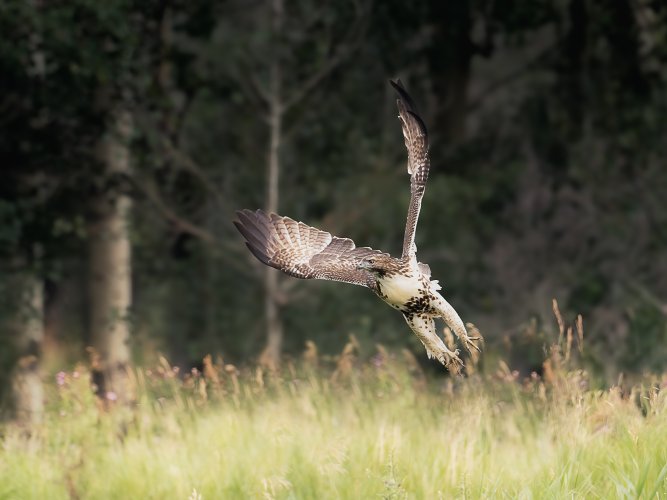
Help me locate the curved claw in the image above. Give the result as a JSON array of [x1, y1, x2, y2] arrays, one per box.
[[448, 357, 464, 375], [437, 349, 463, 374], [462, 336, 482, 353]]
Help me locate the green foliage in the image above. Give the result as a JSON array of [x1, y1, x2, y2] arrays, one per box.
[[0, 200, 21, 249], [623, 304, 667, 373]]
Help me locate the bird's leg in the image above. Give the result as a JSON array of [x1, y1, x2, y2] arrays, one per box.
[[461, 323, 484, 354], [430, 345, 464, 374], [459, 334, 482, 354], [431, 292, 481, 355], [404, 314, 464, 374]]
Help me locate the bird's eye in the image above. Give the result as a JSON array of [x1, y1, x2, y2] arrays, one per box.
[[367, 258, 375, 265]]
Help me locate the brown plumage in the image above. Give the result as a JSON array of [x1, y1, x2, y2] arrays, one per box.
[[389, 79, 430, 260], [234, 210, 389, 287], [234, 80, 481, 372]]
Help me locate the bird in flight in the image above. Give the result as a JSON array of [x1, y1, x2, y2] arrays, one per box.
[[234, 80, 481, 372]]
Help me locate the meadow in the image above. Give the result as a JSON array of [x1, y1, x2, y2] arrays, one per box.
[[2, 330, 667, 500]]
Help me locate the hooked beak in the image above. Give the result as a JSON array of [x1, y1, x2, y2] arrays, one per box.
[[356, 260, 371, 271]]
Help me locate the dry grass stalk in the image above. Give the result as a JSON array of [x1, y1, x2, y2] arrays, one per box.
[[197, 377, 207, 401], [202, 354, 221, 392], [255, 366, 265, 390], [576, 314, 584, 353], [332, 335, 359, 382], [552, 298, 565, 345], [225, 364, 240, 396], [303, 340, 318, 369], [565, 326, 573, 362]]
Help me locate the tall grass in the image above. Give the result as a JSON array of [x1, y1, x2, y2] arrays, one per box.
[[2, 325, 667, 498]]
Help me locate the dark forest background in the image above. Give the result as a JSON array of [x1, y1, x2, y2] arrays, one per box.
[[1, 0, 667, 418]]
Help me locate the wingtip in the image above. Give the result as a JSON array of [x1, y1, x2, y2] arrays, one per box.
[[245, 241, 271, 266], [389, 79, 404, 91], [390, 79, 418, 112]]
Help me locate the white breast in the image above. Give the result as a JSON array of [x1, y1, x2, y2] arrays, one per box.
[[379, 273, 423, 307]]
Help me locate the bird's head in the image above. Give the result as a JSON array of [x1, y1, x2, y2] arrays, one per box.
[[356, 254, 393, 276]]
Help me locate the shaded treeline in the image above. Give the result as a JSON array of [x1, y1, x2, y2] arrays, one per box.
[[1, 0, 667, 416]]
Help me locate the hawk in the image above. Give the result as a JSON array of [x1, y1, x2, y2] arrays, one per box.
[[234, 80, 480, 372]]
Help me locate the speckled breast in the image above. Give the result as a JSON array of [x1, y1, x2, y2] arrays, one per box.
[[376, 273, 434, 313]]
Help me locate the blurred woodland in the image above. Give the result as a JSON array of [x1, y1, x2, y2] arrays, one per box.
[[1, 0, 667, 421]]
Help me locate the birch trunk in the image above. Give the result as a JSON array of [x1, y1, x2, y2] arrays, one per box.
[[10, 272, 44, 425], [88, 110, 133, 404], [259, 0, 285, 369]]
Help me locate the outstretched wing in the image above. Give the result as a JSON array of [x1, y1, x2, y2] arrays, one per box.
[[234, 209, 387, 287], [390, 79, 430, 260]]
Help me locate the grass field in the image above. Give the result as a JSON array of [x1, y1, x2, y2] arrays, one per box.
[[2, 341, 667, 499]]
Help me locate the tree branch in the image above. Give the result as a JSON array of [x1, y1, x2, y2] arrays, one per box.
[[135, 110, 232, 212], [626, 280, 667, 316], [133, 175, 264, 281], [139, 177, 218, 245], [159, 136, 231, 211]]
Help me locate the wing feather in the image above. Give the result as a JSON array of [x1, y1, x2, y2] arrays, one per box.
[[390, 79, 430, 260], [235, 210, 268, 246], [235, 209, 387, 287], [270, 214, 292, 247], [298, 221, 310, 250]]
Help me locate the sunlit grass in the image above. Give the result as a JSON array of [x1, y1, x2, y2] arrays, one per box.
[[2, 343, 667, 499]]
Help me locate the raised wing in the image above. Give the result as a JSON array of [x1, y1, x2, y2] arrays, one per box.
[[390, 79, 430, 261], [234, 209, 387, 287]]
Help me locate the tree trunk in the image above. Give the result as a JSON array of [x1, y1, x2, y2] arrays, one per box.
[[260, 0, 285, 369], [10, 272, 44, 425], [88, 109, 133, 404]]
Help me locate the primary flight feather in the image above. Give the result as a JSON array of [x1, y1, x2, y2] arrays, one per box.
[[234, 80, 481, 372]]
